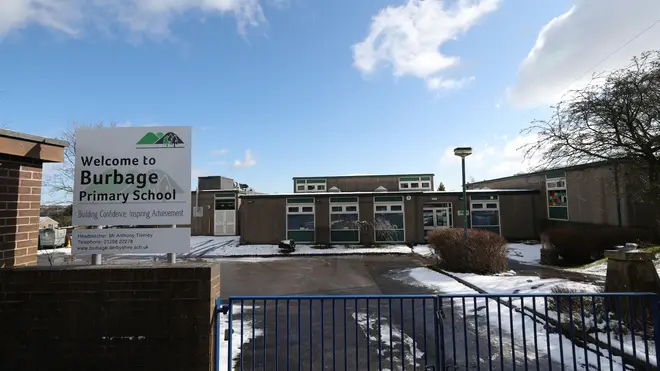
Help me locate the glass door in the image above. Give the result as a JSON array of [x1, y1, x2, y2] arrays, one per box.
[[423, 207, 452, 239]]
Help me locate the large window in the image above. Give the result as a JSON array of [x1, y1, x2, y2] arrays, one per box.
[[546, 173, 569, 220], [373, 195, 405, 242], [286, 198, 315, 242], [214, 193, 236, 210], [330, 196, 360, 243], [295, 179, 327, 193], [398, 176, 432, 191], [470, 195, 500, 235]]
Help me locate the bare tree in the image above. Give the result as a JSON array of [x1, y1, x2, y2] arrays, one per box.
[[521, 50, 660, 203], [44, 122, 117, 197]]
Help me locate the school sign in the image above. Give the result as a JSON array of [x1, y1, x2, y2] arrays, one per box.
[[72, 126, 192, 254]]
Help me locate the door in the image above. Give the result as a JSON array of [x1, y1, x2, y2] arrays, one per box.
[[214, 196, 237, 236], [424, 207, 452, 239]]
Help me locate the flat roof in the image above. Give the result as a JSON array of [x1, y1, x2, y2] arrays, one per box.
[[240, 189, 538, 198], [468, 160, 620, 186], [0, 129, 69, 147], [292, 173, 434, 180]]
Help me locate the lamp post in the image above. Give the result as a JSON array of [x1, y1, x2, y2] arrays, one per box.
[[454, 147, 473, 243]]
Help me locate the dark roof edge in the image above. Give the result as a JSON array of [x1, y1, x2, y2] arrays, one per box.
[[239, 189, 539, 199], [467, 160, 622, 186], [292, 173, 435, 180], [0, 129, 69, 147]]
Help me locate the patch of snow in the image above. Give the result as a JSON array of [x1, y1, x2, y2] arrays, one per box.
[[398, 268, 627, 369], [411, 244, 434, 257], [37, 247, 72, 255], [218, 305, 263, 371], [352, 312, 425, 370], [508, 243, 542, 265], [203, 242, 412, 258]]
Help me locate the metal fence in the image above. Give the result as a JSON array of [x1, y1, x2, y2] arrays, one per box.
[[215, 293, 660, 371]]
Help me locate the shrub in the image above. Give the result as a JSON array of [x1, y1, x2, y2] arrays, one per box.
[[428, 228, 508, 274], [543, 226, 653, 265]]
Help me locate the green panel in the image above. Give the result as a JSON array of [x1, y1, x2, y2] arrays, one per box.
[[375, 229, 405, 242], [330, 230, 359, 243], [420, 176, 432, 181], [399, 176, 421, 181], [306, 179, 327, 184], [472, 226, 501, 235], [546, 170, 566, 179], [330, 197, 359, 203], [214, 192, 236, 199], [287, 230, 315, 242], [374, 196, 404, 202], [548, 206, 569, 220], [287, 198, 315, 204], [470, 195, 499, 201], [296, 179, 306, 184]]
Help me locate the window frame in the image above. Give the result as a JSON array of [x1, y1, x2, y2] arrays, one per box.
[[373, 197, 405, 243], [214, 193, 236, 211], [295, 179, 328, 193], [546, 174, 569, 221], [398, 176, 432, 191], [469, 200, 501, 235], [329, 202, 360, 243], [286, 198, 315, 242]]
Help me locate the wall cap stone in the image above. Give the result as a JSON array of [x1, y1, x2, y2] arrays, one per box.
[[604, 249, 655, 261], [0, 129, 69, 147]]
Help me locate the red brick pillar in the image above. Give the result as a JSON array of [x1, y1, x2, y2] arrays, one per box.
[[0, 154, 43, 267]]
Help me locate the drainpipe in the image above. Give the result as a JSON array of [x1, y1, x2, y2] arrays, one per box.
[[614, 163, 623, 227]]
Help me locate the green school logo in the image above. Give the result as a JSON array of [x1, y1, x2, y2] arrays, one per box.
[[136, 131, 185, 149]]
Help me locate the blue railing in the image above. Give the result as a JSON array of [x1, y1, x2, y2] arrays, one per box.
[[215, 293, 660, 371]]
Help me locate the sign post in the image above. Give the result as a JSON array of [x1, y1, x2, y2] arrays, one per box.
[[72, 126, 192, 259]]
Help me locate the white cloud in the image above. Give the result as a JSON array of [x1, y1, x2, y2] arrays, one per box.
[[352, 0, 499, 90], [233, 149, 256, 168], [509, 0, 660, 108], [0, 0, 267, 38], [438, 134, 542, 190], [210, 148, 228, 155]]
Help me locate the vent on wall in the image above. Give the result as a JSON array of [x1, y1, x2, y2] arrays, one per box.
[[375, 186, 388, 192], [329, 186, 341, 192]]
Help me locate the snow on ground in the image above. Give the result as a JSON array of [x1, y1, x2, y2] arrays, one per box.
[[108, 236, 418, 259], [508, 243, 542, 265], [218, 305, 263, 371], [37, 247, 72, 255], [352, 312, 425, 370], [398, 267, 629, 370], [411, 244, 435, 258]]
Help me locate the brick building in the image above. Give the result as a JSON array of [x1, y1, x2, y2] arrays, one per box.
[[0, 129, 68, 267]]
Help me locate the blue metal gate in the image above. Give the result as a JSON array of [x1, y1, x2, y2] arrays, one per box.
[[215, 293, 660, 370]]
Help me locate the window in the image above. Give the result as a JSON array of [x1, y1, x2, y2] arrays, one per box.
[[330, 197, 360, 243], [398, 176, 432, 191], [286, 198, 315, 242], [295, 179, 328, 193], [374, 196, 405, 242], [470, 199, 500, 235], [214, 193, 236, 210], [546, 173, 569, 220]]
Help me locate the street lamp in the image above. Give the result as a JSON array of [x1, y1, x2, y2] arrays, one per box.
[[454, 147, 472, 243]]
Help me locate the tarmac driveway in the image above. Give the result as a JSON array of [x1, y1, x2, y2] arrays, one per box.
[[218, 255, 565, 371]]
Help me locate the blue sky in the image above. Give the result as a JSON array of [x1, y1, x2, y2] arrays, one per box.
[[2, 0, 659, 202]]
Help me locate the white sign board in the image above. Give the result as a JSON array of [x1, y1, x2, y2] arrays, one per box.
[[73, 126, 192, 226], [72, 228, 191, 255]]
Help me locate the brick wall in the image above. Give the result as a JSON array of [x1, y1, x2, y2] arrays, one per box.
[[0, 263, 221, 371], [0, 153, 43, 268]]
